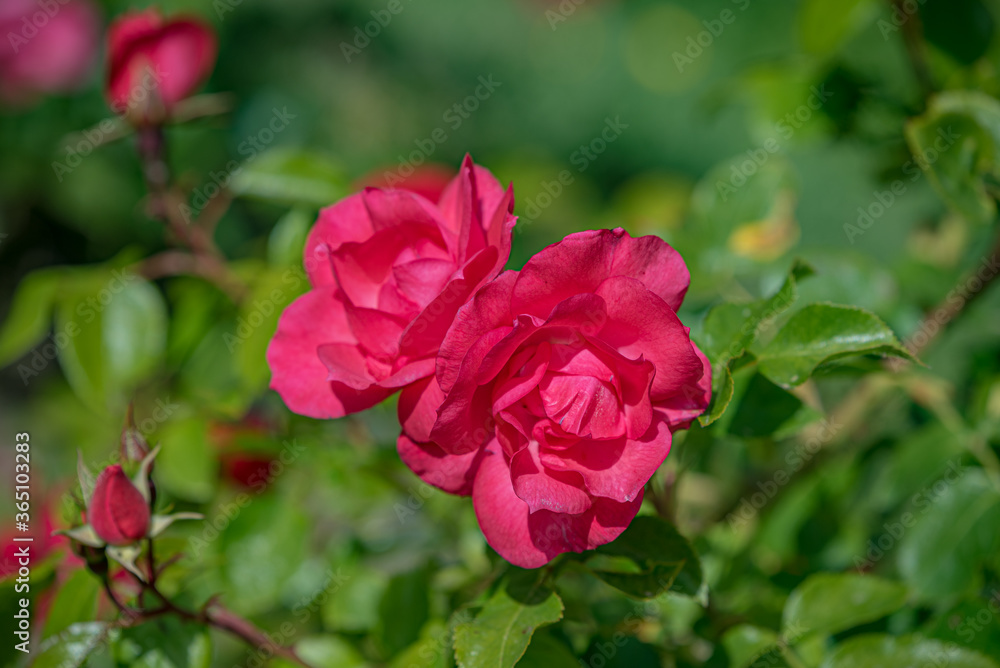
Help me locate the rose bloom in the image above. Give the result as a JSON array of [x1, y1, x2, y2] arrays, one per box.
[[0, 0, 100, 104], [268, 156, 517, 425], [106, 8, 216, 120], [400, 228, 710, 567]]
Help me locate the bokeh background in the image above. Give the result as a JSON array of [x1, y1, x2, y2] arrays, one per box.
[[3, 0, 1000, 666]]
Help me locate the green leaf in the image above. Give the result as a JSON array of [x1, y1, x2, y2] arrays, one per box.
[[798, 0, 876, 55], [102, 277, 167, 389], [516, 632, 579, 668], [905, 91, 1000, 225], [722, 625, 780, 668], [453, 569, 564, 668], [219, 495, 309, 616], [377, 566, 432, 658], [728, 373, 805, 438], [388, 620, 453, 668], [55, 271, 167, 410], [698, 261, 812, 427], [824, 634, 999, 668], [34, 622, 114, 668], [230, 148, 349, 207], [589, 515, 703, 598], [278, 636, 367, 668], [0, 267, 61, 367], [114, 617, 212, 668], [898, 468, 1000, 599], [701, 261, 814, 365], [698, 363, 734, 427], [154, 418, 218, 503], [41, 569, 100, 640], [782, 573, 908, 638], [755, 304, 915, 388], [321, 565, 387, 633], [268, 207, 314, 266]]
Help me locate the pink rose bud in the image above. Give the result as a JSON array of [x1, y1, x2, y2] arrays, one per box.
[[88, 465, 150, 545], [105, 8, 217, 121]]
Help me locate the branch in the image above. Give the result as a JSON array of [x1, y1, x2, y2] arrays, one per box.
[[890, 0, 935, 101]]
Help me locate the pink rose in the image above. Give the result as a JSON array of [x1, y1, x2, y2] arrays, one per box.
[[0, 0, 100, 104], [105, 9, 217, 120], [88, 465, 150, 546], [267, 156, 517, 424], [399, 228, 710, 567]]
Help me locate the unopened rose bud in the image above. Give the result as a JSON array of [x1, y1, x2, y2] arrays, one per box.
[[88, 465, 150, 546], [105, 9, 217, 123]]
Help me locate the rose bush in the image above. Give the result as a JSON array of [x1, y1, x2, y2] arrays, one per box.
[[106, 8, 216, 120], [399, 228, 711, 567], [268, 155, 517, 425]]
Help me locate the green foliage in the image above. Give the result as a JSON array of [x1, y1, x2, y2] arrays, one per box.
[[782, 572, 909, 637], [4, 0, 1000, 666], [454, 570, 564, 668], [824, 635, 1000, 668], [906, 91, 1000, 225], [898, 468, 1000, 600], [588, 516, 703, 598], [230, 148, 349, 208]]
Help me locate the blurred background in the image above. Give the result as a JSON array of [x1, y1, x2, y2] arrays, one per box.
[[2, 0, 1000, 666]]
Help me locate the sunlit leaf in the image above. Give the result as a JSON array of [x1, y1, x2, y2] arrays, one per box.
[[782, 572, 908, 638], [454, 569, 564, 668], [755, 304, 915, 387]]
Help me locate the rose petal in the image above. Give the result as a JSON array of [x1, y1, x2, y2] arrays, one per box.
[[472, 446, 643, 568], [594, 276, 703, 399], [509, 444, 591, 514], [267, 288, 390, 418], [89, 465, 150, 546], [540, 411, 673, 504], [511, 227, 690, 319], [397, 433, 483, 495], [658, 339, 712, 430], [436, 270, 517, 393], [398, 374, 446, 443]]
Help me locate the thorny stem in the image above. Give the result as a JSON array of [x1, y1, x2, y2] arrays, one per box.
[[133, 125, 248, 302], [99, 541, 314, 668]]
